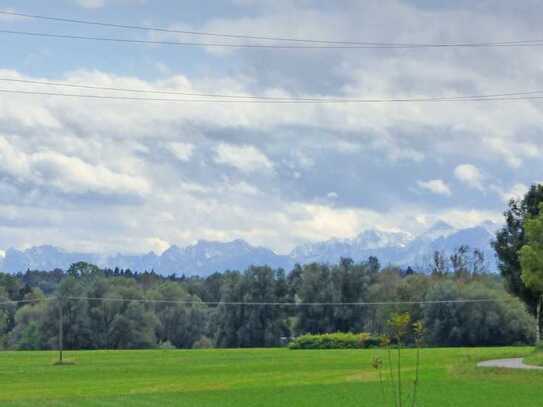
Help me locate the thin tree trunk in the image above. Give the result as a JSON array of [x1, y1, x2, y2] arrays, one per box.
[[58, 302, 64, 363]]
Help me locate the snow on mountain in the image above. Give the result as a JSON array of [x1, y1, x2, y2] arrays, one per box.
[[0, 222, 500, 275], [289, 229, 413, 265], [418, 221, 456, 241], [289, 222, 498, 271]]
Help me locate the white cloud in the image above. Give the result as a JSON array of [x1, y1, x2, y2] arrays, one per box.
[[494, 183, 529, 202], [433, 209, 503, 230], [417, 179, 451, 196], [144, 237, 170, 254], [454, 164, 483, 189], [214, 144, 274, 173], [0, 136, 149, 197], [167, 142, 194, 162]]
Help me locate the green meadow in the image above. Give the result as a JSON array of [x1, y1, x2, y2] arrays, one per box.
[[1, 347, 542, 406]]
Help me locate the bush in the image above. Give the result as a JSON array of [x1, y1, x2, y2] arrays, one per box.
[[288, 332, 380, 350], [422, 281, 535, 346]]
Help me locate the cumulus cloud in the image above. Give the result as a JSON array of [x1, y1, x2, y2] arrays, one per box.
[[0, 136, 149, 198], [417, 179, 451, 196], [214, 144, 274, 173], [454, 164, 483, 189]]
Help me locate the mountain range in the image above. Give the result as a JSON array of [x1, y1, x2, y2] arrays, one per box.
[[0, 221, 500, 275]]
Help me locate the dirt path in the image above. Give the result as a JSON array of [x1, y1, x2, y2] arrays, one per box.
[[477, 358, 543, 370]]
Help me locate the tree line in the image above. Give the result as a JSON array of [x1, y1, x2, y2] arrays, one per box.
[[0, 251, 534, 350]]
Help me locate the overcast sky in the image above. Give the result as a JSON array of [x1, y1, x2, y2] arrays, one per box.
[[0, 0, 540, 255]]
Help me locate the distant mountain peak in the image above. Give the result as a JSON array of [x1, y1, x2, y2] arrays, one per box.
[[353, 229, 413, 249], [420, 221, 456, 240], [0, 221, 501, 275], [480, 220, 500, 234]]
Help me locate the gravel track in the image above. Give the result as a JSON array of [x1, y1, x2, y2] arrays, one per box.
[[477, 358, 543, 370]]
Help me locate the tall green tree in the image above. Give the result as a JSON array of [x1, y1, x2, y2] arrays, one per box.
[[519, 203, 543, 342], [493, 184, 543, 338]]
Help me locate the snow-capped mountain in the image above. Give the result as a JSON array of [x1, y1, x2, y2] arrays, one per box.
[[290, 222, 498, 270], [0, 222, 500, 275], [289, 229, 413, 265], [417, 221, 456, 241], [0, 240, 292, 276]]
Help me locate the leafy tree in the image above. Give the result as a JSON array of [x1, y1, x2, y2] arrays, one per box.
[[54, 277, 93, 349], [9, 300, 48, 350], [215, 267, 289, 347], [149, 282, 207, 348], [519, 203, 543, 342], [67, 262, 102, 279], [108, 302, 158, 348], [450, 245, 470, 280], [493, 184, 543, 339], [294, 263, 337, 335]]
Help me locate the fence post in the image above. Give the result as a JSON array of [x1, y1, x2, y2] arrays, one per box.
[[58, 299, 64, 364]]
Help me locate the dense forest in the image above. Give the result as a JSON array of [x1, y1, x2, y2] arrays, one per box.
[[0, 246, 535, 350]]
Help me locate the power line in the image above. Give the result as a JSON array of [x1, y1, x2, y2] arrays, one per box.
[[0, 295, 508, 307], [0, 297, 56, 306], [2, 28, 543, 50], [2, 77, 543, 103], [1, 10, 542, 49], [0, 295, 515, 308], [1, 88, 543, 104]]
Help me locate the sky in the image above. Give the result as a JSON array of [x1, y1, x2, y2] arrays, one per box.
[[0, 0, 541, 255]]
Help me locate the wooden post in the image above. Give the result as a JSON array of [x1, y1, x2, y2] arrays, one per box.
[[58, 300, 64, 364], [537, 296, 541, 344]]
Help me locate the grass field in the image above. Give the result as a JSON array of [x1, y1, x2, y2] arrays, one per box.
[[1, 347, 542, 406], [523, 350, 543, 367]]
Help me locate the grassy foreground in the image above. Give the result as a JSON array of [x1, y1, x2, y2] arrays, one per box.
[[523, 351, 543, 367], [1, 347, 542, 406]]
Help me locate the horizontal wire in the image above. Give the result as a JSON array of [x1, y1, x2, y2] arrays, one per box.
[[2, 29, 543, 49], [1, 10, 542, 48], [0, 297, 57, 306], [1, 88, 543, 104], [2, 77, 543, 103], [0, 295, 512, 307], [67, 296, 508, 306]]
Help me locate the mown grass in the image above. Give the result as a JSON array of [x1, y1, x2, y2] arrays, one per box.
[[523, 350, 543, 366], [0, 347, 541, 406]]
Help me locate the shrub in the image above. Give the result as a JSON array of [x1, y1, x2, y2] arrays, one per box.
[[288, 332, 380, 350]]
